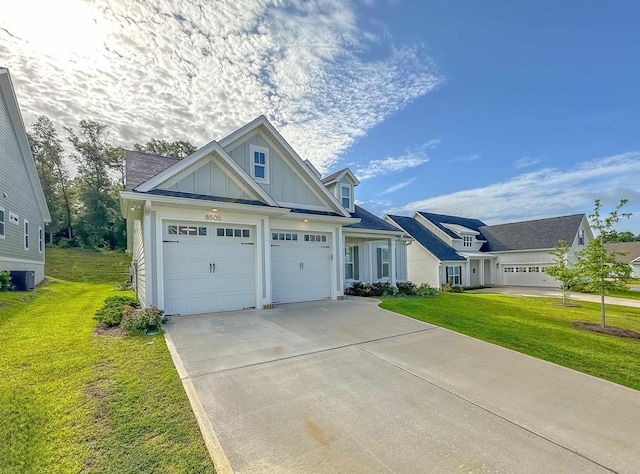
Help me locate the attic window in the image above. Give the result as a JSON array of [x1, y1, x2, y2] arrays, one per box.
[[341, 185, 351, 209], [463, 236, 473, 247], [250, 145, 269, 183], [578, 229, 585, 245]]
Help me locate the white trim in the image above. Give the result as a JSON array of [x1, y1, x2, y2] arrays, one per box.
[[276, 202, 329, 212], [9, 211, 19, 225], [321, 168, 360, 187], [249, 144, 269, 184], [143, 202, 153, 307], [340, 183, 353, 213], [23, 219, 29, 250], [343, 227, 406, 237], [38, 226, 43, 254], [0, 206, 4, 238]]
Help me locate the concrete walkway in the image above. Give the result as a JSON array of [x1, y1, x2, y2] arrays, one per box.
[[165, 298, 640, 473], [468, 285, 640, 308]]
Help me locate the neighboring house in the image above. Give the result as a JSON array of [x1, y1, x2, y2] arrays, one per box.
[[604, 242, 640, 278], [120, 116, 408, 316], [0, 68, 51, 284], [385, 212, 593, 288]]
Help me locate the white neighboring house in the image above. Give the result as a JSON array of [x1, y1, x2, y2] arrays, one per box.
[[385, 212, 593, 288], [604, 242, 640, 279], [120, 116, 408, 316], [0, 68, 51, 284]]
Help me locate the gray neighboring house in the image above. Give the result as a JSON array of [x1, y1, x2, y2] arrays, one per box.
[[385, 212, 593, 288], [0, 68, 51, 284], [604, 242, 640, 278]]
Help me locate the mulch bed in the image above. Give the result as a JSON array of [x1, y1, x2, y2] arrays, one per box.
[[93, 323, 126, 337], [573, 321, 640, 339]]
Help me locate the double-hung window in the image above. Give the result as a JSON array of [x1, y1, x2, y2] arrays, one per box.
[[250, 145, 269, 183], [24, 220, 29, 250], [0, 208, 4, 238], [445, 265, 461, 285], [39, 226, 43, 253], [578, 229, 585, 245], [341, 185, 351, 210], [345, 246, 359, 280], [376, 247, 389, 279]]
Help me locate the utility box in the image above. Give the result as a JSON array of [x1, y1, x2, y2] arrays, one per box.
[[10, 270, 35, 291]]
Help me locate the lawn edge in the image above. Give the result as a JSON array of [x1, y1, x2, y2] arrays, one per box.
[[164, 330, 233, 474]]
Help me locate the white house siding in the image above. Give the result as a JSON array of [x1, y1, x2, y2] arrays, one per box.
[[395, 242, 408, 282], [566, 216, 591, 263], [0, 91, 45, 282], [132, 219, 146, 304], [632, 262, 640, 278], [406, 243, 441, 287], [161, 160, 251, 200], [227, 133, 325, 208]]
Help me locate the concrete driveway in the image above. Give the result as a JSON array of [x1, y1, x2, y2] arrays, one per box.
[[164, 298, 640, 473]]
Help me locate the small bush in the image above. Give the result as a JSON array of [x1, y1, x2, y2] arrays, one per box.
[[442, 283, 464, 293], [94, 295, 140, 326], [416, 283, 438, 297], [396, 281, 418, 296], [346, 281, 397, 297], [115, 280, 133, 291], [121, 306, 167, 335], [0, 270, 11, 292]]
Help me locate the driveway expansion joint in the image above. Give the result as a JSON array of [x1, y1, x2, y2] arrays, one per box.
[[353, 344, 618, 474]]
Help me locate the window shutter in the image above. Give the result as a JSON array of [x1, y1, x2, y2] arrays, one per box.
[[445, 266, 450, 282], [353, 246, 360, 281], [376, 247, 383, 279]]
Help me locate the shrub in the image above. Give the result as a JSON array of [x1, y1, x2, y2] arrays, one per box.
[[115, 280, 133, 291], [345, 281, 397, 297], [121, 306, 167, 335], [0, 270, 10, 292], [396, 281, 418, 296], [442, 283, 464, 293], [416, 283, 438, 297], [94, 295, 140, 326]]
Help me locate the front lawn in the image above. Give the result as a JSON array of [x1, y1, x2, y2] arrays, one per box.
[[606, 289, 640, 301], [0, 280, 215, 473], [381, 294, 640, 391], [45, 247, 131, 284]]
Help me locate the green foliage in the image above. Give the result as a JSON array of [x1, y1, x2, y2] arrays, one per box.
[[121, 306, 167, 335], [604, 230, 640, 242], [380, 293, 640, 391], [396, 281, 418, 296], [545, 240, 581, 305], [345, 281, 397, 297], [46, 248, 131, 284], [575, 199, 633, 326], [0, 271, 11, 292], [442, 282, 463, 293], [133, 139, 197, 158], [416, 283, 438, 297], [0, 280, 215, 472], [94, 295, 140, 327]]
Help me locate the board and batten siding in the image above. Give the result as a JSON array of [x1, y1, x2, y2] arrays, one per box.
[[0, 90, 45, 281], [160, 160, 252, 200], [227, 133, 325, 207], [132, 219, 146, 304], [406, 242, 441, 287]]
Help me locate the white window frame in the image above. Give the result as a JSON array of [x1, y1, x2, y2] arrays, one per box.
[[578, 229, 585, 245], [345, 245, 359, 281], [376, 246, 389, 279], [340, 184, 352, 211], [39, 226, 43, 253], [249, 144, 270, 184], [463, 236, 472, 247], [0, 207, 4, 238], [24, 219, 29, 250], [446, 265, 461, 285]]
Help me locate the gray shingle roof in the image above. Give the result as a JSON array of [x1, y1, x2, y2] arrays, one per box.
[[479, 214, 585, 251], [345, 206, 404, 232], [125, 150, 180, 191], [146, 189, 269, 206], [387, 215, 465, 261], [604, 242, 640, 262], [417, 212, 487, 239]]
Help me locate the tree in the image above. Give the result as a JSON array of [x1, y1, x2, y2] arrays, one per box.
[[66, 120, 125, 248], [604, 230, 640, 242], [545, 241, 581, 306], [574, 199, 633, 327], [133, 139, 196, 159], [28, 115, 74, 242]]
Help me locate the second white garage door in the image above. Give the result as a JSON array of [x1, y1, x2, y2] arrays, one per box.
[[271, 230, 331, 304], [502, 265, 555, 287]]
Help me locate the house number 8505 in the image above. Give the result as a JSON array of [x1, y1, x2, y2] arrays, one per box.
[[205, 214, 222, 221]]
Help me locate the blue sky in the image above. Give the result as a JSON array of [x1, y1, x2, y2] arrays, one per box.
[[1, 0, 639, 232]]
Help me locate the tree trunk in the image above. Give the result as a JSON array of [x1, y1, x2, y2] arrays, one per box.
[[601, 289, 606, 328]]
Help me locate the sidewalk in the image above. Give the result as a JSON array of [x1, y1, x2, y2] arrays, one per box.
[[469, 286, 640, 309]]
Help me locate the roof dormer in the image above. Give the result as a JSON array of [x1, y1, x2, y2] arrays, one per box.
[[322, 168, 359, 213]]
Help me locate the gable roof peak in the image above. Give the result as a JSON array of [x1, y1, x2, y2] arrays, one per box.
[[321, 167, 360, 186]]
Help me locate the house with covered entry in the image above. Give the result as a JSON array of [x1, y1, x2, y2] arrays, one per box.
[[384, 212, 592, 288], [0, 68, 51, 285], [121, 116, 409, 316], [604, 242, 640, 279]]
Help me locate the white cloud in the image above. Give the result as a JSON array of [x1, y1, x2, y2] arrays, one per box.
[[393, 152, 640, 226], [380, 178, 416, 194], [514, 156, 542, 169], [0, 0, 441, 173], [449, 154, 480, 163], [355, 139, 439, 180]]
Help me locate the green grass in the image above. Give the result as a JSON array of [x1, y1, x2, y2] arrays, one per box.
[[607, 289, 640, 300], [0, 280, 215, 473], [381, 294, 640, 391], [45, 247, 131, 284]]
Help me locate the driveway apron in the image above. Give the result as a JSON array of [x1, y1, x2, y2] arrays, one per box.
[[165, 297, 639, 473]]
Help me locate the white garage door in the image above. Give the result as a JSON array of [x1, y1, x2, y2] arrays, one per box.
[[502, 265, 555, 287], [163, 223, 255, 315], [271, 230, 331, 304]]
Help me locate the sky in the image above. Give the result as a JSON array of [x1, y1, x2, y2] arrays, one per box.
[[1, 0, 639, 232]]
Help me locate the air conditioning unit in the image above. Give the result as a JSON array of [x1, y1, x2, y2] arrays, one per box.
[[10, 270, 35, 291]]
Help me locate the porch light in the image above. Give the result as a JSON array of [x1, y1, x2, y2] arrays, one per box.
[[303, 219, 309, 222], [211, 208, 218, 212]]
